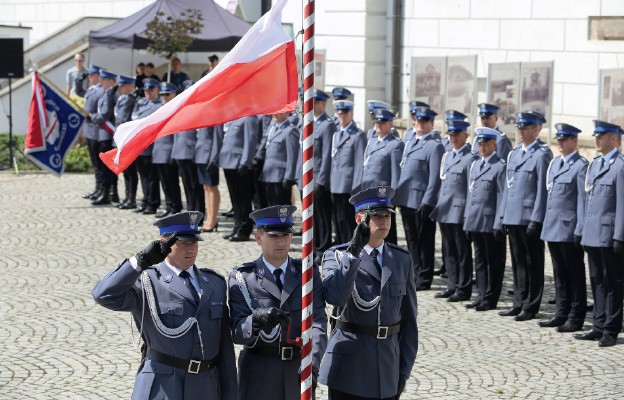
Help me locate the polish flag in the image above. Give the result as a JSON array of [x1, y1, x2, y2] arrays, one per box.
[[25, 72, 48, 153], [100, 0, 298, 174]]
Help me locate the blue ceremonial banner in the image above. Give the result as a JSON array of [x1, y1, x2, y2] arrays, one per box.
[[25, 72, 85, 176]]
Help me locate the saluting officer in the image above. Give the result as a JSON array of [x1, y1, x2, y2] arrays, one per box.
[[228, 205, 327, 400], [90, 69, 118, 206], [260, 113, 299, 205], [319, 186, 418, 400], [472, 103, 513, 160], [331, 87, 352, 126], [463, 128, 507, 311], [574, 120, 624, 347], [115, 75, 139, 210], [220, 115, 259, 241], [330, 100, 367, 244], [499, 111, 552, 321], [538, 123, 588, 332], [394, 106, 444, 290], [431, 114, 478, 302], [82, 65, 104, 200], [133, 78, 162, 215], [92, 212, 237, 399]]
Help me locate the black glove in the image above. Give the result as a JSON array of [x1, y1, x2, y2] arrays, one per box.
[[237, 165, 250, 176], [493, 229, 504, 242], [85, 114, 93, 123], [614, 240, 624, 256], [417, 204, 433, 220], [312, 372, 318, 392], [346, 213, 370, 256], [136, 234, 178, 271], [207, 162, 218, 175], [574, 235, 582, 248], [282, 179, 295, 191], [397, 374, 408, 398], [252, 307, 290, 330], [526, 221, 542, 238]]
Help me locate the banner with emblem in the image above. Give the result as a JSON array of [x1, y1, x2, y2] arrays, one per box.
[[24, 71, 85, 176]]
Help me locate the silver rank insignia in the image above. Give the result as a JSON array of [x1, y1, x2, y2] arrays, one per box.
[[279, 207, 288, 222], [164, 274, 173, 283], [257, 268, 266, 278], [377, 187, 387, 198]]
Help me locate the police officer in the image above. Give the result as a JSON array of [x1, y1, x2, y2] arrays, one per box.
[[471, 103, 512, 160], [219, 116, 259, 241], [394, 106, 444, 290], [259, 113, 299, 205], [431, 115, 478, 301], [172, 80, 204, 213], [463, 128, 507, 311], [90, 69, 118, 206], [194, 125, 224, 232], [115, 75, 139, 210], [404, 101, 441, 143], [228, 205, 327, 400], [499, 111, 552, 321], [296, 90, 336, 262], [254, 114, 275, 210], [361, 109, 404, 245], [330, 100, 367, 244], [319, 186, 418, 399], [331, 87, 352, 126], [152, 82, 183, 219], [365, 100, 401, 140], [133, 77, 162, 214], [92, 211, 237, 399], [538, 123, 588, 332], [574, 120, 624, 347], [81, 65, 104, 200]]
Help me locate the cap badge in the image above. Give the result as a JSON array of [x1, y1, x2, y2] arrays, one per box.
[[164, 274, 173, 283], [279, 207, 289, 222], [189, 212, 200, 225], [257, 268, 266, 278], [377, 187, 387, 198]]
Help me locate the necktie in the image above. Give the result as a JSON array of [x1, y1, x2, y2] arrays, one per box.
[[560, 158, 565, 168], [180, 270, 200, 303], [600, 157, 606, 169], [273, 269, 284, 292], [480, 159, 486, 170], [370, 249, 382, 273], [452, 151, 457, 159], [522, 149, 526, 157], [414, 138, 420, 146]]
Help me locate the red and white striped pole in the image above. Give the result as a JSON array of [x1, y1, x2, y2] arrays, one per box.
[[300, 1, 315, 399]]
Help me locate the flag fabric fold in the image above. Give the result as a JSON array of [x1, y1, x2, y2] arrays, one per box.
[[25, 71, 85, 176], [101, 0, 297, 174]]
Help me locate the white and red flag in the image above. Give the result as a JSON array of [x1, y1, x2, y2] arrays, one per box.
[[100, 0, 298, 174]]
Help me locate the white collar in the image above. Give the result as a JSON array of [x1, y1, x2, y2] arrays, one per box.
[[364, 242, 384, 256], [339, 122, 353, 132], [165, 259, 196, 278], [521, 139, 538, 152], [601, 147, 618, 162], [262, 256, 289, 275], [562, 150, 578, 164], [482, 151, 497, 163]]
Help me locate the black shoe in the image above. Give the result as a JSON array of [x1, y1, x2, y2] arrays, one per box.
[[556, 322, 584, 333], [229, 233, 250, 242], [118, 198, 129, 208], [434, 290, 454, 299], [538, 316, 567, 328], [547, 298, 556, 305], [514, 311, 536, 321], [598, 334, 617, 347], [202, 223, 219, 232], [110, 190, 120, 204], [499, 307, 521, 317], [88, 189, 102, 200], [222, 209, 234, 218], [222, 232, 235, 240], [507, 289, 514, 295], [155, 209, 173, 218], [475, 304, 492, 312], [587, 303, 594, 311], [465, 300, 481, 309], [433, 267, 446, 276], [119, 201, 137, 210], [82, 190, 97, 199], [142, 207, 157, 215], [440, 273, 448, 278], [416, 285, 431, 291], [574, 329, 603, 341], [91, 193, 111, 206], [448, 294, 470, 302]]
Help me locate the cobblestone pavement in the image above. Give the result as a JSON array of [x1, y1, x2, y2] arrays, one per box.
[[1, 171, 623, 399]]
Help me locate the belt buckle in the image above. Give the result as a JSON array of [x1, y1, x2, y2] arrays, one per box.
[[281, 347, 293, 361], [188, 359, 201, 374], [377, 326, 389, 339]]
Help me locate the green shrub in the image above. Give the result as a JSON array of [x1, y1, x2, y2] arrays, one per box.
[[64, 143, 93, 173]]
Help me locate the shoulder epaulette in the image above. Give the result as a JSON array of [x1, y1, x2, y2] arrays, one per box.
[[500, 158, 506, 164], [233, 262, 255, 271], [593, 155, 601, 160], [386, 242, 410, 255], [332, 243, 349, 250], [291, 258, 303, 267], [499, 132, 507, 137], [199, 267, 226, 281], [579, 156, 588, 164]]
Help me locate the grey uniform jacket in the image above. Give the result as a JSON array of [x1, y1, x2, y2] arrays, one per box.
[[91, 86, 117, 142], [319, 243, 418, 399], [218, 116, 259, 169], [172, 130, 198, 161], [260, 120, 299, 183], [471, 127, 512, 160], [541, 153, 588, 243], [360, 134, 404, 190], [394, 135, 444, 209], [501, 142, 553, 226], [132, 98, 162, 157], [296, 113, 336, 189], [330, 123, 367, 195], [228, 257, 327, 400], [114, 93, 137, 126], [92, 260, 237, 400], [152, 135, 174, 164], [430, 144, 479, 224], [194, 126, 223, 165], [580, 152, 624, 247], [463, 153, 506, 233], [83, 84, 104, 140]]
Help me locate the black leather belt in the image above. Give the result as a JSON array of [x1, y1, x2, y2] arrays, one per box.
[[336, 320, 401, 339], [244, 346, 301, 360], [147, 348, 217, 374]]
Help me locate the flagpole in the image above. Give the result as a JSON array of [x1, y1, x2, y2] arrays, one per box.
[[300, 1, 315, 399]]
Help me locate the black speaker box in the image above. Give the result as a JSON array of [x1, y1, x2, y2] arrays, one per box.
[[0, 38, 24, 79]]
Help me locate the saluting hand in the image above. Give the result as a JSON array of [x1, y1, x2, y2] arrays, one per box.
[[347, 213, 370, 256], [136, 234, 178, 271]]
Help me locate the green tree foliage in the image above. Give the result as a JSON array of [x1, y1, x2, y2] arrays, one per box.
[[144, 9, 204, 60]]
